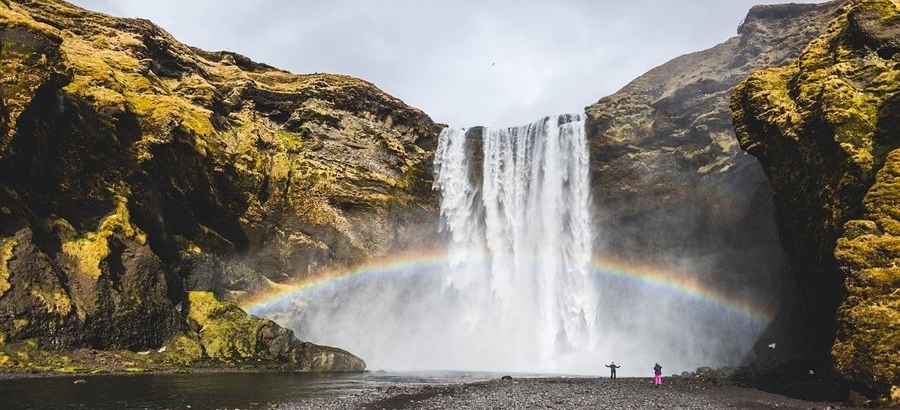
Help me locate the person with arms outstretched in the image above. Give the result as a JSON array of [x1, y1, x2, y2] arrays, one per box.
[[605, 362, 620, 379]]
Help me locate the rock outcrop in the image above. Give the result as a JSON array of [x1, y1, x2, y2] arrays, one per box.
[[0, 0, 440, 371], [585, 0, 848, 363], [732, 0, 899, 404]]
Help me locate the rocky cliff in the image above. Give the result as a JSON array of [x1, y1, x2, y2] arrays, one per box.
[[732, 0, 899, 404], [585, 0, 848, 364], [0, 0, 440, 372]]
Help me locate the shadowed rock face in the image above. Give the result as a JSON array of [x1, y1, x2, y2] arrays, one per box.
[[584, 0, 848, 365], [0, 0, 440, 370], [732, 0, 899, 404]]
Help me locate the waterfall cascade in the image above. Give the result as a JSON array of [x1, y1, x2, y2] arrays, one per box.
[[257, 113, 767, 375], [433, 114, 597, 370]]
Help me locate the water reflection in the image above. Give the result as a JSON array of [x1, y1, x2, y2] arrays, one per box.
[[0, 371, 499, 409]]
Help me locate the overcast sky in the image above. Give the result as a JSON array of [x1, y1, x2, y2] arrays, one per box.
[[68, 0, 824, 128]]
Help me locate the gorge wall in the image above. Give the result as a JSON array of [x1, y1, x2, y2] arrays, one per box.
[[587, 0, 899, 403], [732, 0, 899, 403], [585, 0, 847, 363], [0, 0, 440, 371]]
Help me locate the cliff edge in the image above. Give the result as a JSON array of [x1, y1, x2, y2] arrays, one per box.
[[732, 0, 899, 404]]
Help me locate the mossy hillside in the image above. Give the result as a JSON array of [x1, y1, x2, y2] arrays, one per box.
[[0, 4, 67, 153], [48, 195, 159, 330], [1, 0, 439, 370], [0, 339, 79, 372], [735, 0, 896, 174], [0, 225, 81, 349], [7, 0, 436, 225], [732, 0, 899, 404], [28, 279, 73, 318]]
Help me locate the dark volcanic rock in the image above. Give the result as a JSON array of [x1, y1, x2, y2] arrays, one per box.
[[584, 0, 848, 365], [732, 0, 899, 404], [0, 0, 440, 370]]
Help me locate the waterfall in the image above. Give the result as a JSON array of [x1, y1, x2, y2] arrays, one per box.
[[254, 112, 769, 375], [433, 114, 597, 370]]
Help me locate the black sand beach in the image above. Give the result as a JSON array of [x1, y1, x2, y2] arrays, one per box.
[[0, 370, 868, 409], [287, 377, 858, 410]]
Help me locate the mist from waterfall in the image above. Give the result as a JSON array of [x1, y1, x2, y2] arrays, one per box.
[[256, 114, 769, 376]]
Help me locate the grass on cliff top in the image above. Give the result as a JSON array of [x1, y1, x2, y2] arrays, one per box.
[[59, 33, 217, 140], [0, 1, 62, 34]]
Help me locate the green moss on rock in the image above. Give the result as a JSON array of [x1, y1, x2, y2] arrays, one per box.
[[833, 149, 900, 404], [183, 291, 365, 371], [162, 333, 204, 367], [186, 290, 269, 362], [733, 0, 900, 404], [0, 238, 16, 298], [61, 196, 145, 279]]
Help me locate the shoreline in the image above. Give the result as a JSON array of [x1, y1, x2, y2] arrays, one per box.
[[0, 369, 865, 410], [356, 377, 862, 410]]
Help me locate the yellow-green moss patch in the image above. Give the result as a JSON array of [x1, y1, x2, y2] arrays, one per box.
[[742, 66, 803, 139], [0, 238, 17, 297], [28, 285, 73, 316], [274, 130, 304, 153], [162, 332, 204, 367], [186, 291, 269, 363], [61, 196, 145, 279], [124, 367, 148, 373]]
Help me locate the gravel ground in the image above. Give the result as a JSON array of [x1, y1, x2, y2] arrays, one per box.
[[277, 377, 858, 410]]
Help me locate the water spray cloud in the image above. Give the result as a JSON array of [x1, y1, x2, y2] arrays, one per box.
[[244, 115, 773, 375]]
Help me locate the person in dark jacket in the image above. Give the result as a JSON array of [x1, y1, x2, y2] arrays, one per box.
[[653, 363, 663, 386], [605, 362, 621, 379]]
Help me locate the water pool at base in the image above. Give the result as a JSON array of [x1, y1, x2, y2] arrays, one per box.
[[0, 370, 517, 409]]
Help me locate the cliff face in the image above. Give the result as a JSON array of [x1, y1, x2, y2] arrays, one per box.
[[585, 0, 848, 361], [0, 0, 439, 371], [732, 0, 899, 404]]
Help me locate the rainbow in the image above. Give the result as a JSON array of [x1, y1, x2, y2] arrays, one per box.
[[240, 250, 775, 326], [240, 249, 450, 314], [590, 257, 775, 324]]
